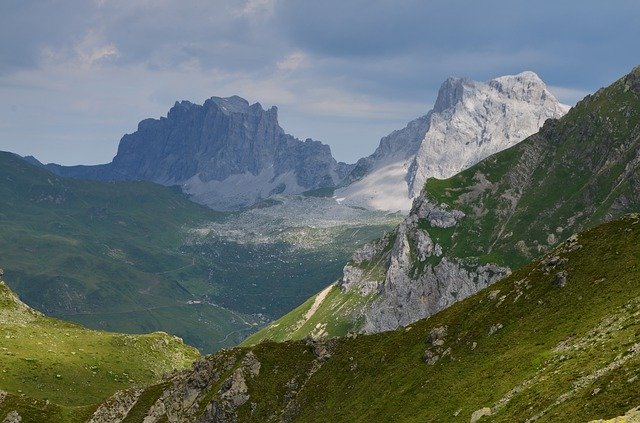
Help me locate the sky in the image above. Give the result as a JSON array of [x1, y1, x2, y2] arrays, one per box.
[[0, 1, 639, 165]]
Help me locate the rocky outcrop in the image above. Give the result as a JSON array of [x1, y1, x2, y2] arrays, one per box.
[[407, 71, 570, 197], [336, 72, 569, 211], [1, 411, 21, 423], [43, 96, 352, 211], [339, 194, 509, 334], [88, 389, 142, 423], [329, 66, 640, 339]]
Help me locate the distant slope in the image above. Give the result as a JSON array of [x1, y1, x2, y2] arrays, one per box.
[[0, 151, 260, 352], [250, 65, 640, 343], [0, 277, 198, 419], [91, 215, 640, 422]]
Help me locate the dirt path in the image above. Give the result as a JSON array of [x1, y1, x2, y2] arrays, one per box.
[[301, 284, 334, 324]]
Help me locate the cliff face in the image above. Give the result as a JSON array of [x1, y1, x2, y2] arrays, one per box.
[[87, 215, 640, 423], [45, 96, 351, 211], [337, 66, 640, 334], [335, 71, 569, 211], [245, 66, 640, 345]]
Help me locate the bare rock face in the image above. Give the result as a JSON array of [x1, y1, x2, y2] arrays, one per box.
[[407, 72, 570, 198], [336, 72, 569, 211], [88, 389, 142, 423], [340, 195, 510, 334], [45, 96, 351, 211]]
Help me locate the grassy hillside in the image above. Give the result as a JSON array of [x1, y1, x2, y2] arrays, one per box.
[[88, 214, 640, 422], [423, 65, 640, 269], [0, 278, 199, 422], [0, 152, 396, 352], [0, 151, 266, 352], [247, 65, 640, 344]]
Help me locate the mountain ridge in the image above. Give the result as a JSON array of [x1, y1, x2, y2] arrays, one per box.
[[247, 65, 640, 344], [40, 96, 352, 211], [80, 214, 640, 423], [335, 71, 569, 211]]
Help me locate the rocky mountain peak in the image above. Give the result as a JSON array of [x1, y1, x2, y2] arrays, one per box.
[[489, 71, 551, 102], [432, 76, 471, 113], [336, 71, 569, 211], [42, 95, 345, 211]]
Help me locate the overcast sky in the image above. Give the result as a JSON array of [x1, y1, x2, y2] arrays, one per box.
[[1, 0, 639, 165]]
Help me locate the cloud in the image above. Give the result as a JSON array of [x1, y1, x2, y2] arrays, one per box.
[[0, 1, 639, 165], [237, 0, 276, 18], [276, 51, 308, 72]]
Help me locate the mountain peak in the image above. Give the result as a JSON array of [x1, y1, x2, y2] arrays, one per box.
[[489, 71, 554, 102], [433, 76, 472, 113]]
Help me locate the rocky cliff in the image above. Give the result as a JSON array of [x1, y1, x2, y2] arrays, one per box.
[[44, 96, 352, 211], [85, 215, 640, 423], [337, 65, 640, 334], [247, 65, 640, 344], [335, 71, 569, 211]]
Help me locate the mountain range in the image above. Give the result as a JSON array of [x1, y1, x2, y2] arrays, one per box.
[[2, 66, 639, 422], [246, 64, 640, 344], [34, 72, 567, 213]]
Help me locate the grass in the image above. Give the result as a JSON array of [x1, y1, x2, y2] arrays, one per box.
[[96, 215, 640, 422], [0, 151, 396, 352], [0, 279, 199, 409]]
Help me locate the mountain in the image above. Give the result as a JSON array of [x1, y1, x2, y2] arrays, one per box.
[[78, 215, 640, 422], [41, 96, 352, 211], [0, 151, 397, 352], [0, 276, 198, 420], [247, 65, 640, 343], [0, 151, 262, 352], [335, 71, 569, 211]]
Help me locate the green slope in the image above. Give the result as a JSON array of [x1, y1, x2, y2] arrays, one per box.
[[0, 278, 199, 422], [423, 65, 640, 269], [0, 151, 260, 352], [249, 65, 640, 343], [90, 214, 640, 422]]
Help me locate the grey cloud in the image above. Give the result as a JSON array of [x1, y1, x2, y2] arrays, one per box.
[[0, 0, 639, 165]]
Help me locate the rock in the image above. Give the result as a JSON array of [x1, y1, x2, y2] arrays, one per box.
[[554, 271, 568, 288], [306, 338, 333, 360], [2, 411, 21, 423], [415, 230, 437, 261], [470, 407, 492, 423], [487, 290, 501, 301], [488, 323, 503, 336], [220, 368, 249, 407], [427, 326, 448, 345], [44, 96, 351, 211], [414, 197, 465, 228], [422, 349, 440, 365], [242, 352, 261, 378], [88, 389, 142, 423]]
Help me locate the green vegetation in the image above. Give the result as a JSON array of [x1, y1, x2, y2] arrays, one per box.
[[0, 278, 198, 419], [106, 215, 640, 422], [249, 66, 640, 344], [424, 66, 640, 269], [242, 284, 374, 345], [0, 152, 395, 352], [0, 151, 267, 352]]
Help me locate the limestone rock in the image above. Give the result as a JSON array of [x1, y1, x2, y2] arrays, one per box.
[[2, 411, 21, 423], [44, 96, 351, 211], [470, 407, 492, 423]]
